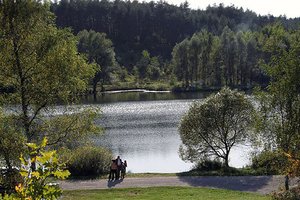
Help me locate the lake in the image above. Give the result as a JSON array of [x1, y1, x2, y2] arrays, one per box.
[[81, 91, 252, 173]]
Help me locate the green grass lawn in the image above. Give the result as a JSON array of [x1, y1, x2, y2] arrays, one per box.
[[81, 167, 269, 180], [62, 187, 271, 200]]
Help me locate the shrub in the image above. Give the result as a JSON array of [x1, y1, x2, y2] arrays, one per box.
[[1, 137, 70, 200], [251, 150, 288, 175], [67, 146, 113, 177], [194, 159, 223, 171], [272, 186, 300, 200], [144, 82, 171, 91], [0, 168, 22, 195]]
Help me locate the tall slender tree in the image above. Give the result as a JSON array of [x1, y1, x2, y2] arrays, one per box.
[[0, 0, 97, 159], [256, 24, 300, 154], [172, 39, 190, 87]]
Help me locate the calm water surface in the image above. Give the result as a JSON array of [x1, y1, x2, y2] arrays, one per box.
[[82, 91, 252, 173]]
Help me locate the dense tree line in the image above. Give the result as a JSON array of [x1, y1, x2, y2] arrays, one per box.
[[51, 0, 300, 68], [171, 27, 267, 88]]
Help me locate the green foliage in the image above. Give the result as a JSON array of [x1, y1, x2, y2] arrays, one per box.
[[0, 109, 26, 169], [50, 1, 300, 91], [77, 29, 117, 93], [146, 57, 161, 81], [66, 146, 113, 177], [0, 1, 95, 104], [179, 87, 254, 167], [0, 0, 98, 149], [0, 168, 22, 195], [0, 109, 25, 192], [0, 0, 99, 192], [271, 186, 300, 200], [172, 38, 189, 87], [251, 150, 288, 175], [116, 66, 129, 82], [171, 28, 263, 89], [40, 108, 101, 149], [194, 159, 223, 171], [254, 24, 300, 176], [52, 0, 299, 70], [143, 82, 171, 91], [0, 194, 16, 200]]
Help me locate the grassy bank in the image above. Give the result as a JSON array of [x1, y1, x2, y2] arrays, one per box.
[[69, 167, 273, 180], [103, 81, 172, 92], [62, 187, 270, 200], [119, 168, 263, 178]]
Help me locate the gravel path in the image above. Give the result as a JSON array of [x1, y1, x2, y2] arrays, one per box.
[[59, 175, 298, 194]]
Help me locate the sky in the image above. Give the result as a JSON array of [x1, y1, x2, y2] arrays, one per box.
[[142, 0, 300, 18]]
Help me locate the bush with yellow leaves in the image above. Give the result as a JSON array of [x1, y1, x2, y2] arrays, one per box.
[[1, 137, 70, 200]]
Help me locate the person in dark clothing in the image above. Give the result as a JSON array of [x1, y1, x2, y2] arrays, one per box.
[[108, 160, 117, 180], [121, 160, 127, 179], [115, 156, 122, 180]]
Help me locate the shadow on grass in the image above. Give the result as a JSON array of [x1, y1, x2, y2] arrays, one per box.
[[175, 175, 274, 193], [107, 179, 124, 188]]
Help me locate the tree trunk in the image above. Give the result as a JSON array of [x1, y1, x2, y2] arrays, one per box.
[[285, 175, 289, 190], [4, 155, 12, 171], [92, 81, 97, 96], [100, 80, 105, 92], [224, 154, 229, 168]]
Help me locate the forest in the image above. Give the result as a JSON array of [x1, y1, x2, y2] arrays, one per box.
[[50, 0, 300, 92]]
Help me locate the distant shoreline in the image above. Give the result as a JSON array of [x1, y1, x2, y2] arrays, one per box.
[[100, 89, 171, 94], [83, 85, 257, 96]]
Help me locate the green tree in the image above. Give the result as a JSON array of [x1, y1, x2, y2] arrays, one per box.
[[179, 87, 254, 167], [0, 109, 25, 191], [132, 66, 140, 84], [219, 26, 238, 86], [135, 50, 151, 80], [172, 39, 190, 87], [245, 32, 260, 86], [0, 109, 25, 171], [187, 33, 201, 85], [235, 31, 247, 86], [0, 0, 98, 170], [146, 56, 161, 81], [194, 30, 214, 87], [77, 29, 117, 93], [255, 24, 300, 176], [210, 36, 222, 86]]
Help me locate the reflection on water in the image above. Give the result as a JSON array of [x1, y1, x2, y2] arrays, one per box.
[[93, 99, 192, 173], [86, 91, 251, 173], [81, 90, 209, 104]]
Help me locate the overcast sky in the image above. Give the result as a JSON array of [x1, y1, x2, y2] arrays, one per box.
[[141, 0, 300, 18]]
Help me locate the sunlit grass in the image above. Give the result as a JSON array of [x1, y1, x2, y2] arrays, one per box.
[[62, 187, 271, 200]]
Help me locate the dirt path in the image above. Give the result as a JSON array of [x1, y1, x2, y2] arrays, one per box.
[[59, 175, 298, 194]]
